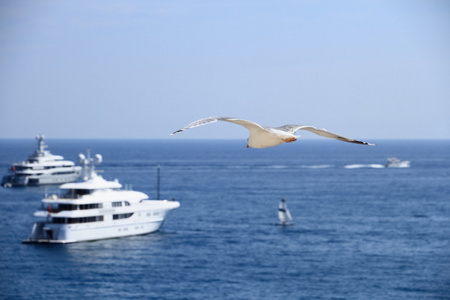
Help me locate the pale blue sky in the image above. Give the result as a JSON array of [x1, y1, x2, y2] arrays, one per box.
[[1, 0, 449, 140]]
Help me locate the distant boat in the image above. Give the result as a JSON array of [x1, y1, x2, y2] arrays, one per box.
[[278, 198, 293, 226], [385, 157, 410, 168], [1, 135, 82, 187]]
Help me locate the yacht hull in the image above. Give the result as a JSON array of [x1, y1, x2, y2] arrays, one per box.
[[23, 218, 167, 244], [2, 171, 82, 187]]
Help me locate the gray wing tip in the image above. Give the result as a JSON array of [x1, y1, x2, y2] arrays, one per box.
[[170, 130, 183, 135], [356, 140, 375, 146], [336, 136, 374, 146]]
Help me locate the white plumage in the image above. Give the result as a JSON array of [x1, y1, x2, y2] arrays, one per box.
[[171, 116, 374, 149]]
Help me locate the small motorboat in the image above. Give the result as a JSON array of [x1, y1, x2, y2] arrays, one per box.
[[385, 157, 410, 168]]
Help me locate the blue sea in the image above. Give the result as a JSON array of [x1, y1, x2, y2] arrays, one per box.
[[0, 139, 449, 299]]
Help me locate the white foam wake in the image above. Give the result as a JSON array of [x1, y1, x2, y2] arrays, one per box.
[[301, 165, 334, 169], [344, 164, 385, 169]]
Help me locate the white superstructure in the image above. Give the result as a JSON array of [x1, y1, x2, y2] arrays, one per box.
[[23, 152, 180, 244], [2, 135, 82, 187]]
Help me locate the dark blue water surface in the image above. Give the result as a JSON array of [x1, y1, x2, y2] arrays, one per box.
[[0, 139, 449, 299]]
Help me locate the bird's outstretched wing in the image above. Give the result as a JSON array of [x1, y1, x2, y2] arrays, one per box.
[[171, 116, 265, 135], [276, 125, 374, 145]]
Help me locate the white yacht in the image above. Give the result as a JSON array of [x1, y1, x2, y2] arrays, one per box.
[[385, 157, 410, 168], [23, 152, 180, 244], [2, 135, 82, 187]]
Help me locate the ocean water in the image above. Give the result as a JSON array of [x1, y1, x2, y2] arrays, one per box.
[[0, 139, 449, 300]]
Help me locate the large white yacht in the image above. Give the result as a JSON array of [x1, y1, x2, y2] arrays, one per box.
[[1, 135, 82, 187], [23, 151, 180, 244]]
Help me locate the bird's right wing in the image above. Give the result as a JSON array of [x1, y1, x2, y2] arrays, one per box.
[[171, 116, 265, 135], [277, 125, 374, 145]]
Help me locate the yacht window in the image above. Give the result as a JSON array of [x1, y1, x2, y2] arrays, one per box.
[[112, 201, 122, 207], [52, 216, 104, 224], [76, 189, 91, 196], [53, 171, 76, 175], [66, 216, 104, 224], [15, 166, 32, 171], [53, 218, 67, 224], [113, 213, 133, 220], [79, 203, 103, 210], [124, 201, 130, 206], [58, 204, 77, 211], [65, 189, 91, 198]]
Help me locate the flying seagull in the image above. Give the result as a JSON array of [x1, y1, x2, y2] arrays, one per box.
[[171, 116, 374, 149]]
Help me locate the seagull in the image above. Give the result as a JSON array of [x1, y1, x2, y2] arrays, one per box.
[[171, 116, 374, 149]]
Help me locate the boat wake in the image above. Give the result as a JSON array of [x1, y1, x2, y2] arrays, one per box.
[[265, 165, 288, 169], [228, 164, 334, 170], [228, 162, 410, 170], [301, 164, 334, 169], [344, 164, 385, 169]]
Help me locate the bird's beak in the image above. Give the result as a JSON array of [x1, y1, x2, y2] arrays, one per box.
[[246, 144, 250, 148]]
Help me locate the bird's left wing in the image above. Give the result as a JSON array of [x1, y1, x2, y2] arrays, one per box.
[[219, 117, 266, 133], [276, 125, 374, 145]]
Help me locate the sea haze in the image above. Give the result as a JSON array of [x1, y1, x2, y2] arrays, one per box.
[[0, 139, 449, 299]]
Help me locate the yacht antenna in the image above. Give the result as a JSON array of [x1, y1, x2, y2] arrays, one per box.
[[36, 134, 46, 155], [78, 148, 102, 180]]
